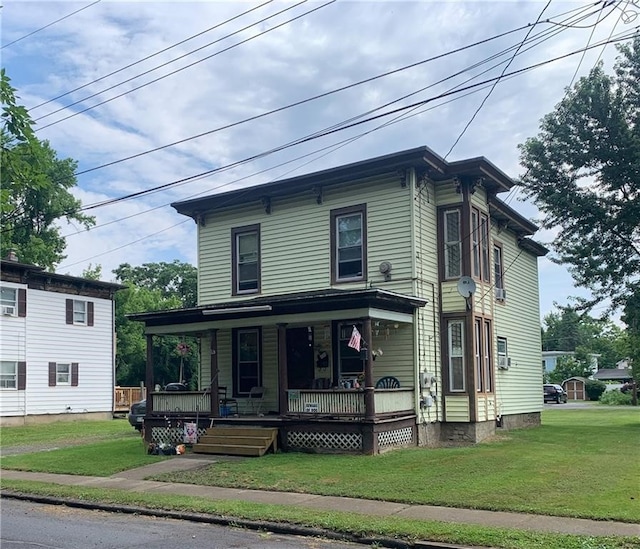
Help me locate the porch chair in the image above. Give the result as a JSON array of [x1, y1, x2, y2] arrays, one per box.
[[248, 386, 265, 415], [218, 386, 239, 417], [375, 376, 400, 389]]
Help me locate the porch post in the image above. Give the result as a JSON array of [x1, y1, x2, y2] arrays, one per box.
[[145, 334, 154, 413], [363, 317, 375, 421], [210, 329, 219, 418], [277, 323, 288, 414]]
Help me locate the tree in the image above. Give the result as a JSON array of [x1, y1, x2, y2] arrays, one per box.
[[548, 355, 592, 384], [1, 69, 94, 269], [518, 37, 640, 314]]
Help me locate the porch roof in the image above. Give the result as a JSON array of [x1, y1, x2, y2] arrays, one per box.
[[128, 288, 427, 330]]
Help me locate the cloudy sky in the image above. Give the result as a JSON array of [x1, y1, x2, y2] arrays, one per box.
[[2, 0, 636, 321]]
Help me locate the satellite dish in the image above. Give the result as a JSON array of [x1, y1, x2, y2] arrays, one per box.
[[457, 276, 477, 298]]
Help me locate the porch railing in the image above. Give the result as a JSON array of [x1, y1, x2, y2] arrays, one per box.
[[287, 388, 414, 417], [374, 389, 414, 414], [150, 391, 210, 414]]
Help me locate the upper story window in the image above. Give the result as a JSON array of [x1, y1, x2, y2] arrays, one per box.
[[444, 210, 461, 279], [232, 225, 261, 295], [493, 244, 505, 300], [471, 209, 490, 281], [331, 204, 367, 283], [1, 287, 17, 316], [497, 337, 508, 369], [66, 299, 94, 326], [1, 361, 17, 389]]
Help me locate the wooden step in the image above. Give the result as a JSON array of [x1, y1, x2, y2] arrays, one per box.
[[192, 427, 278, 457]]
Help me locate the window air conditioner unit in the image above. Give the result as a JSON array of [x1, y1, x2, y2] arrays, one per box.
[[495, 288, 507, 301], [2, 305, 15, 316], [498, 356, 510, 370]]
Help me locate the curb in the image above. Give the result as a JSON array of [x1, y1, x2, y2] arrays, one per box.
[[1, 490, 484, 549]]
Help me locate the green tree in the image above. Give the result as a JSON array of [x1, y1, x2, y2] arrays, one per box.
[[1, 69, 94, 269], [548, 355, 592, 384], [518, 37, 640, 314]]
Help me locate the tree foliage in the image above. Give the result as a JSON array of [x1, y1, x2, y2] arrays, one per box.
[[518, 38, 640, 313], [548, 355, 592, 384], [1, 69, 94, 269]]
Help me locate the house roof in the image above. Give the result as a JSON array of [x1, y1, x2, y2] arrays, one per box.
[[592, 368, 633, 381], [172, 145, 518, 219], [1, 259, 125, 296], [128, 287, 428, 328]]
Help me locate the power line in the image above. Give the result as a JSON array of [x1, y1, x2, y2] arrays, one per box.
[[34, 0, 335, 131], [1, 0, 101, 50], [28, 0, 273, 112]]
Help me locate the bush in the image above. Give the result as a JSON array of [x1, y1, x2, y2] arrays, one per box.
[[585, 380, 607, 401], [599, 390, 633, 406]]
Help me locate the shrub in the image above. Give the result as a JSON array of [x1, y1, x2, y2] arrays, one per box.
[[585, 380, 607, 401], [599, 390, 633, 406]]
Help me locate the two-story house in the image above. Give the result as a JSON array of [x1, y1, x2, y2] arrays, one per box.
[[130, 146, 548, 454], [0, 254, 123, 425]]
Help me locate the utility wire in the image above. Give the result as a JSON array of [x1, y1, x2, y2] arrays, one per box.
[[443, 0, 553, 160], [28, 0, 273, 111], [34, 0, 335, 131], [1, 0, 101, 50]]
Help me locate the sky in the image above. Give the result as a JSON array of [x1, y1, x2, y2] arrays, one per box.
[[2, 0, 636, 323]]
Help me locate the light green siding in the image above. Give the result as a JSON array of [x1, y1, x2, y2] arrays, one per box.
[[444, 395, 470, 422], [198, 174, 414, 305], [492, 228, 543, 417], [434, 182, 462, 206]]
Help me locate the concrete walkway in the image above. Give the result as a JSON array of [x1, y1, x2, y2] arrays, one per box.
[[2, 456, 639, 540]]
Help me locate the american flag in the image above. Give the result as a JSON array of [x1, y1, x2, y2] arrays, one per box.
[[347, 326, 361, 352]]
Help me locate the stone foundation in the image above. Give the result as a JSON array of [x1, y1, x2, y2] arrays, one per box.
[[0, 411, 113, 427], [497, 411, 541, 430], [440, 420, 496, 443], [416, 421, 441, 447]]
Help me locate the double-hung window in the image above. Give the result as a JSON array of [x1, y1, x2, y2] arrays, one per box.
[[493, 244, 504, 293], [480, 214, 490, 280], [497, 337, 508, 370], [337, 322, 365, 378], [475, 318, 493, 393], [331, 205, 366, 283], [73, 301, 86, 324], [57, 363, 71, 385], [444, 210, 461, 279], [232, 225, 260, 295], [0, 361, 17, 389], [472, 211, 480, 278], [66, 299, 94, 326], [471, 210, 490, 281], [1, 287, 17, 316], [448, 319, 465, 391], [48, 362, 78, 386], [232, 328, 262, 395]]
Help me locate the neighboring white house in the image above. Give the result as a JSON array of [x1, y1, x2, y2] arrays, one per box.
[[0, 256, 123, 426], [542, 350, 600, 375]]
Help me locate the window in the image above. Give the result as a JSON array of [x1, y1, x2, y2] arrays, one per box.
[[480, 214, 490, 281], [48, 362, 78, 386], [232, 225, 260, 295], [471, 210, 490, 281], [1, 286, 18, 316], [497, 337, 508, 369], [493, 245, 504, 291], [1, 361, 17, 389], [483, 320, 493, 392], [444, 210, 461, 279], [232, 328, 261, 395], [475, 319, 493, 393], [66, 299, 94, 326], [331, 205, 367, 283], [472, 211, 480, 278], [337, 322, 365, 378], [447, 320, 465, 391]]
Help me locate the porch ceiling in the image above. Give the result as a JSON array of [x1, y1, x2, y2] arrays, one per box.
[[128, 288, 426, 335]]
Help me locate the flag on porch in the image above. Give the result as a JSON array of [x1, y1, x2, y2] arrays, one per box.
[[348, 325, 362, 352]]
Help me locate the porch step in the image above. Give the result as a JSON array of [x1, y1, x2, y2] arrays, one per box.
[[192, 427, 278, 457]]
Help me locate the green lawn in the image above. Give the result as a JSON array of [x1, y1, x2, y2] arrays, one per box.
[[1, 408, 638, 549]]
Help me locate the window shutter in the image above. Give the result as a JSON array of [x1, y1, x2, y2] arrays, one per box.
[[65, 299, 73, 324], [49, 362, 57, 386], [18, 289, 27, 317], [87, 302, 94, 326], [18, 361, 26, 390], [71, 363, 79, 386]]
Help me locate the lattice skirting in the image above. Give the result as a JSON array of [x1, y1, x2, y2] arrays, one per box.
[[150, 425, 208, 445], [287, 430, 363, 451], [377, 426, 413, 449]]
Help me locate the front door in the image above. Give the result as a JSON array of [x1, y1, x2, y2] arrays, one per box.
[[287, 327, 314, 389]]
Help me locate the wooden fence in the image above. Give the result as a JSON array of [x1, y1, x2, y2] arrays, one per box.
[[114, 386, 145, 412]]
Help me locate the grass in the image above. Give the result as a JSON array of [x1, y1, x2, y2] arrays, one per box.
[[1, 407, 638, 548], [1, 479, 637, 549]]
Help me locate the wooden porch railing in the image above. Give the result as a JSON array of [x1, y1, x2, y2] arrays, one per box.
[[287, 388, 414, 417], [150, 391, 210, 414], [374, 389, 414, 414]]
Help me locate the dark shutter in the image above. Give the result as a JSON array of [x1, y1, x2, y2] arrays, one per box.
[[87, 302, 94, 326], [17, 361, 26, 390], [71, 363, 79, 386], [48, 362, 57, 386], [65, 299, 73, 324], [18, 289, 27, 317]]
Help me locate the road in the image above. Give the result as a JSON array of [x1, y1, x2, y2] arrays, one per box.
[[1, 498, 365, 549]]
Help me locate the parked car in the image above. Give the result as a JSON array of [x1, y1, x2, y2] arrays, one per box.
[[543, 383, 567, 404], [128, 399, 146, 430]]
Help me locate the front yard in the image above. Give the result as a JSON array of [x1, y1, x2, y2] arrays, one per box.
[[1, 408, 638, 549]]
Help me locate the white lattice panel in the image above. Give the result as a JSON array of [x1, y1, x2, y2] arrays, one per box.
[[150, 426, 208, 444], [378, 427, 413, 448], [287, 430, 362, 451]]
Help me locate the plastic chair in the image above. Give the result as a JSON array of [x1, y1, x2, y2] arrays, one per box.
[[375, 376, 400, 389], [248, 386, 265, 415], [218, 386, 239, 416]]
